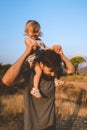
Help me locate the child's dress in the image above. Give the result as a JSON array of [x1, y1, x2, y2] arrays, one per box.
[[26, 37, 47, 65]]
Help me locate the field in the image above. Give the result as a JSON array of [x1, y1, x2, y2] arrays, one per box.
[[0, 75, 87, 130]]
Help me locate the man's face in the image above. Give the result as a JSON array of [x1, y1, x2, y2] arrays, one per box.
[[40, 62, 55, 77]]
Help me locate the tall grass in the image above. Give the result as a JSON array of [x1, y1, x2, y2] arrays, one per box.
[[0, 94, 24, 130], [0, 94, 24, 115], [55, 83, 87, 119]]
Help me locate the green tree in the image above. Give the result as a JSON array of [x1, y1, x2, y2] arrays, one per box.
[[70, 56, 86, 73]]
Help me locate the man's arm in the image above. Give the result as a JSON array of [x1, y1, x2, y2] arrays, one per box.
[[60, 53, 75, 74], [2, 43, 35, 86], [52, 44, 75, 74]]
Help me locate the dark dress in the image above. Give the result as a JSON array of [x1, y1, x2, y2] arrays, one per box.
[[0, 68, 56, 130]]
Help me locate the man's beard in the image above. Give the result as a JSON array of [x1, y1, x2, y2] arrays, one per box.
[[41, 73, 54, 81]]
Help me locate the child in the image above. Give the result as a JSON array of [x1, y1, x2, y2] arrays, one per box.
[[24, 20, 64, 98], [24, 20, 47, 98]]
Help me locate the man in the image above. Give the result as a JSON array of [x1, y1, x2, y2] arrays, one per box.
[[1, 43, 74, 130]]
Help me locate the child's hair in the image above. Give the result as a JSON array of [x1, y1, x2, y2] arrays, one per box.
[[24, 20, 42, 36]]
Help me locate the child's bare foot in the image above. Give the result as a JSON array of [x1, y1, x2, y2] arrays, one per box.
[[55, 79, 64, 87], [30, 87, 42, 98]]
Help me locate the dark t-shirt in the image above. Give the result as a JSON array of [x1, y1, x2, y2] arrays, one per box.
[[0, 68, 56, 130], [23, 69, 56, 130]]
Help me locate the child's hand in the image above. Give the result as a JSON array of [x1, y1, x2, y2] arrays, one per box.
[[25, 38, 37, 51], [25, 43, 36, 56], [52, 44, 63, 55]]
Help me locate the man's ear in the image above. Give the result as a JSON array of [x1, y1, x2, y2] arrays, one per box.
[[39, 62, 44, 69]]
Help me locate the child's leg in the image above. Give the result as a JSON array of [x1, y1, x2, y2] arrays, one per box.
[[31, 63, 42, 98], [33, 63, 42, 89]]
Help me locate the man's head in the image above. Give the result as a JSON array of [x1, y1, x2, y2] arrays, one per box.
[[35, 49, 62, 77]]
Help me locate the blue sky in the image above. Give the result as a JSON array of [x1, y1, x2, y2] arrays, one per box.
[[0, 0, 87, 64]]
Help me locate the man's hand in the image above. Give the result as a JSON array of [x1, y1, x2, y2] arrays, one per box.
[[52, 44, 63, 55], [25, 43, 37, 57], [32, 42, 38, 50]]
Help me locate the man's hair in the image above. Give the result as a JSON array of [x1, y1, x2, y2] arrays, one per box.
[[35, 49, 62, 72]]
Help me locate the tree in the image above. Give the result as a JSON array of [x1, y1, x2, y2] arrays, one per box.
[[70, 56, 86, 73]]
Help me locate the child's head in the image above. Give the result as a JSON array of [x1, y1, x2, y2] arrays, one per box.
[[24, 20, 42, 40]]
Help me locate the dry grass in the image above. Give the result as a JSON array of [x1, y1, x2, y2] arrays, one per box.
[[0, 94, 24, 130], [0, 75, 87, 129], [55, 83, 87, 119], [0, 94, 24, 115]]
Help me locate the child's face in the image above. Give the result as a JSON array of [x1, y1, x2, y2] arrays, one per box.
[[28, 26, 40, 40]]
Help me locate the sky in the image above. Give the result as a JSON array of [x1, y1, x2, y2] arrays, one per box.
[[0, 0, 87, 64]]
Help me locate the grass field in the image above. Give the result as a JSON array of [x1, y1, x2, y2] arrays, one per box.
[[0, 75, 87, 130]]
